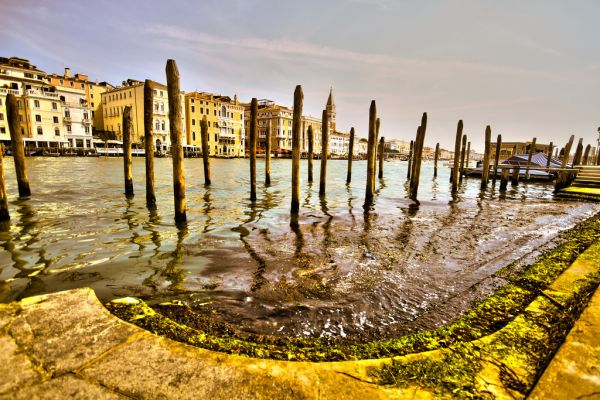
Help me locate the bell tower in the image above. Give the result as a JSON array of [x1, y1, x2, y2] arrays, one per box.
[[326, 86, 336, 133]]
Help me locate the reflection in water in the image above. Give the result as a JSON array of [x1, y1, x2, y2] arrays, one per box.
[[0, 157, 598, 339]]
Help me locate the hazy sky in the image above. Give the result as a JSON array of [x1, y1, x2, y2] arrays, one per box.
[[1, 0, 599, 152]]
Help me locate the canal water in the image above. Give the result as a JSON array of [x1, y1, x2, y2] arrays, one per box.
[[0, 157, 597, 340]]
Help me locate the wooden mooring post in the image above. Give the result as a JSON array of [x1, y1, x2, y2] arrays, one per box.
[[573, 138, 584, 166], [6, 94, 30, 197], [583, 144, 591, 166], [265, 119, 271, 185], [546, 142, 554, 168], [291, 85, 303, 213], [500, 167, 509, 191], [451, 120, 463, 193], [346, 127, 354, 183], [525, 137, 536, 180], [122, 106, 134, 197], [249, 98, 258, 201], [492, 134, 502, 185], [459, 134, 467, 182], [378, 136, 385, 179], [0, 142, 9, 221], [319, 108, 329, 196], [407, 140, 413, 180], [410, 112, 427, 201], [166, 59, 186, 223], [364, 100, 377, 207], [200, 116, 211, 185], [433, 142, 439, 178], [511, 166, 520, 186], [555, 135, 575, 190], [465, 141, 471, 171], [480, 125, 492, 190], [307, 125, 314, 182], [144, 80, 156, 208]]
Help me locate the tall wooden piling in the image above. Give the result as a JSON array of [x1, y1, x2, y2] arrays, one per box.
[[319, 109, 329, 196], [492, 134, 502, 185], [500, 167, 509, 191], [265, 119, 271, 185], [555, 135, 575, 190], [573, 138, 584, 166], [166, 59, 186, 223], [143, 80, 156, 208], [451, 120, 463, 193], [291, 85, 303, 213], [200, 116, 210, 185], [583, 144, 591, 166], [6, 94, 30, 197], [459, 134, 467, 182], [364, 100, 377, 207], [525, 137, 537, 180], [465, 141, 471, 171], [433, 143, 439, 178], [249, 98, 258, 201], [546, 142, 554, 168], [511, 166, 520, 186], [307, 126, 314, 182], [378, 136, 385, 179], [411, 113, 427, 201], [0, 143, 9, 221], [407, 140, 413, 179], [122, 106, 134, 197], [346, 127, 355, 183], [481, 125, 492, 190]]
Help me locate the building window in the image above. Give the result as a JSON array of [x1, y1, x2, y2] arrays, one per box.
[[91, 102, 94, 107], [59, 79, 64, 84], [160, 91, 163, 97], [129, 91, 132, 98], [35, 114, 41, 122], [53, 116, 58, 123], [160, 103, 164, 112], [81, 83, 84, 89], [33, 99, 40, 108], [37, 126, 43, 135], [161, 121, 165, 131], [91, 94, 94, 98], [155, 120, 160, 131], [84, 126, 90, 133], [70, 81, 74, 87], [0, 113, 3, 120], [0, 127, 5, 133], [153, 89, 157, 96], [192, 132, 196, 141], [192, 119, 196, 126], [83, 112, 89, 119], [154, 102, 159, 111], [200, 108, 204, 114], [55, 128, 60, 136], [191, 105, 195, 112], [52, 102, 57, 110], [65, 110, 70, 118], [66, 124, 72, 132], [214, 134, 217, 142]]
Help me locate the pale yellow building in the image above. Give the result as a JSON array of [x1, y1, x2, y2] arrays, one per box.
[[185, 92, 245, 157], [102, 79, 186, 151]]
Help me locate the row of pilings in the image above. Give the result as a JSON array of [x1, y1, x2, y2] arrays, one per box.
[[0, 59, 597, 225]]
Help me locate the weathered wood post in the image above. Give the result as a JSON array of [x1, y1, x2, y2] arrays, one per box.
[[166, 59, 186, 223], [481, 125, 492, 190], [319, 109, 329, 196], [555, 135, 575, 190], [411, 113, 427, 200], [511, 166, 520, 186], [546, 142, 554, 169], [249, 98, 258, 201], [459, 134, 467, 182], [364, 100, 377, 207], [0, 143, 9, 221], [407, 140, 413, 179], [433, 142, 439, 178], [122, 105, 134, 197], [200, 116, 211, 185], [378, 136, 385, 179], [525, 137, 537, 180], [6, 94, 30, 197], [265, 118, 271, 185], [572, 138, 584, 166], [346, 127, 355, 183], [465, 141, 471, 171], [307, 125, 314, 182], [291, 85, 303, 213], [582, 144, 591, 166], [451, 120, 463, 193], [500, 167, 509, 191], [374, 118, 380, 191], [492, 134, 502, 185], [144, 80, 156, 208]]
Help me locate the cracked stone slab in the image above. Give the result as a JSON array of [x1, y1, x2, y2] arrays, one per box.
[[0, 302, 19, 331], [0, 374, 125, 400], [8, 288, 137, 375], [529, 284, 600, 400], [0, 336, 40, 395]]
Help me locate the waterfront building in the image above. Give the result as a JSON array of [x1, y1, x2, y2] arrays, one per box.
[[101, 79, 186, 151], [357, 138, 369, 155], [330, 131, 351, 155], [185, 92, 245, 157], [49, 68, 114, 133], [0, 57, 69, 150], [490, 141, 551, 161], [301, 115, 322, 154], [386, 139, 411, 155]]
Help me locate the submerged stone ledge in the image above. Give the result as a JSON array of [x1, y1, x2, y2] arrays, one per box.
[[0, 213, 598, 398]]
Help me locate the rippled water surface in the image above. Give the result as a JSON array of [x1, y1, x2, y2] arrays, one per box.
[[0, 157, 597, 339]]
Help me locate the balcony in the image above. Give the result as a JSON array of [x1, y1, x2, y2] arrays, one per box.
[[63, 116, 72, 123], [0, 88, 20, 96], [82, 118, 92, 125], [153, 109, 167, 116], [219, 131, 236, 139]]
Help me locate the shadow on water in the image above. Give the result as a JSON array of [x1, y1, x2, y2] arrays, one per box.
[[319, 195, 335, 266], [202, 188, 214, 233]]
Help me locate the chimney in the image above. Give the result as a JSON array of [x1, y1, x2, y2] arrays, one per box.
[[64, 67, 71, 78]]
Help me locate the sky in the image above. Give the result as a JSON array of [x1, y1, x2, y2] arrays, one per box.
[[1, 0, 599, 152]]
